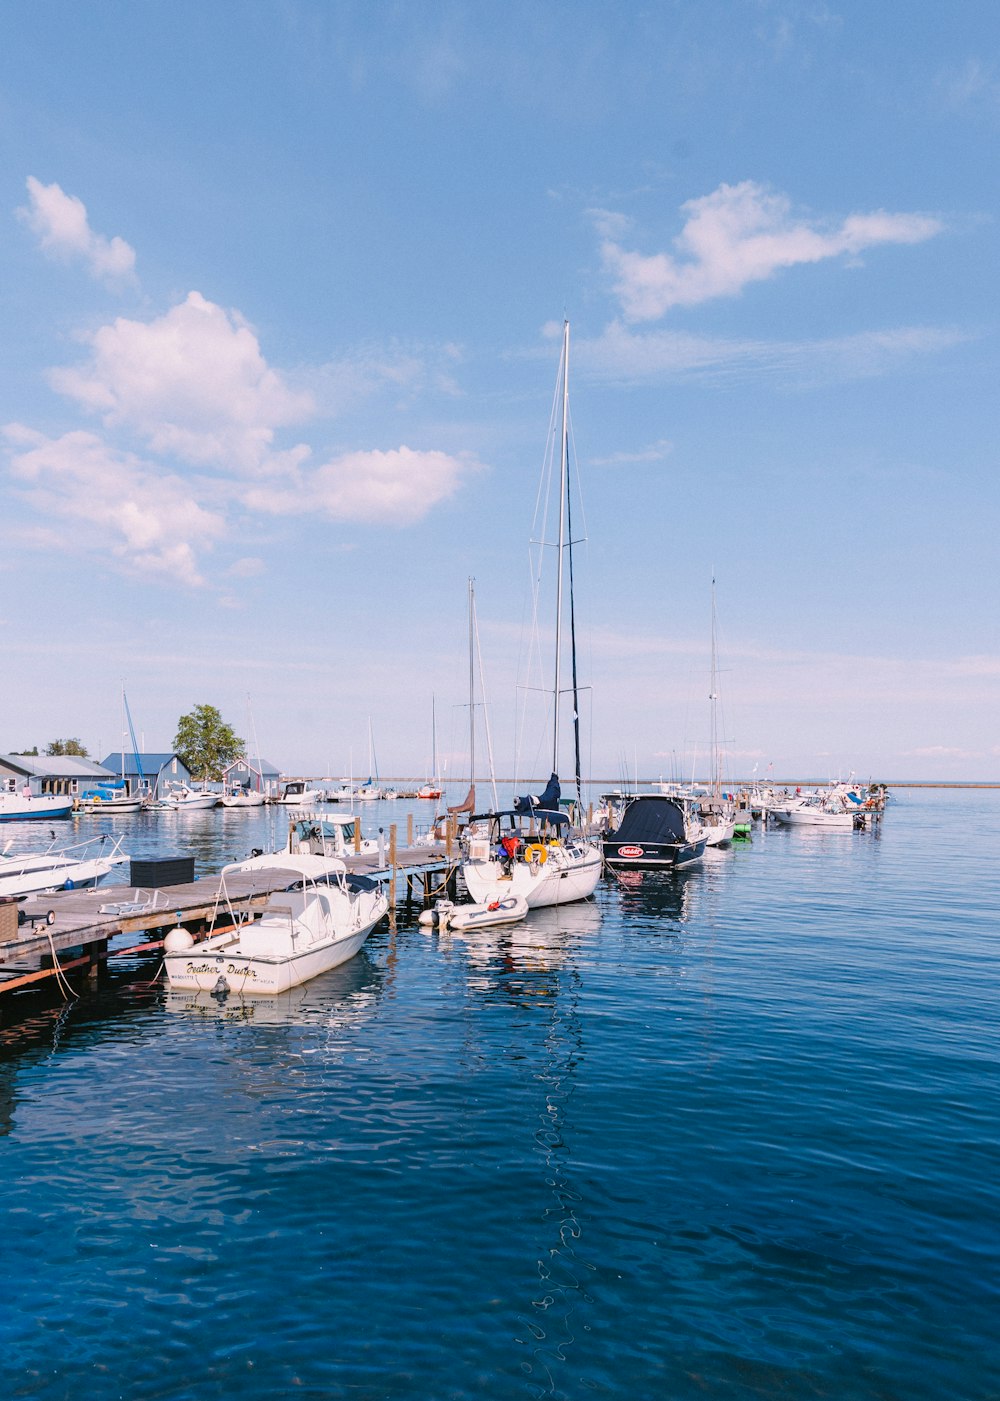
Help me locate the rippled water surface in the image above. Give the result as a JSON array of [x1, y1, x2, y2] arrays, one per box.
[[2, 791, 999, 1399]]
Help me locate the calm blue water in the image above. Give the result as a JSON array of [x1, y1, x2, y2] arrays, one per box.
[[1, 790, 998, 1399]]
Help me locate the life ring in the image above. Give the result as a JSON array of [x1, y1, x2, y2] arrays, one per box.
[[525, 843, 548, 866]]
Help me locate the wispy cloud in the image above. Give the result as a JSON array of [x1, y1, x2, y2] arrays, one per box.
[[18, 177, 136, 285], [590, 438, 672, 467], [597, 181, 943, 322], [934, 57, 1000, 116], [572, 319, 967, 387]]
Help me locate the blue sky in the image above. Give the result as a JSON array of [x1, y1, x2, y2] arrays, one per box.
[[1, 0, 997, 783]]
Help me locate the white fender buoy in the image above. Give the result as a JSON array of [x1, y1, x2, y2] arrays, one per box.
[[164, 927, 195, 953]]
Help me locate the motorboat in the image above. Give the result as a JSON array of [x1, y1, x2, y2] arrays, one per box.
[[770, 798, 854, 829], [163, 858, 388, 995], [602, 795, 706, 870], [220, 784, 266, 808], [0, 833, 129, 898], [157, 783, 220, 811], [692, 797, 736, 847], [0, 787, 74, 821], [274, 780, 322, 807], [416, 784, 443, 800], [243, 815, 383, 865]]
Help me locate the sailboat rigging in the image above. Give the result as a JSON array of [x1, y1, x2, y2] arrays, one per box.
[[461, 321, 600, 909]]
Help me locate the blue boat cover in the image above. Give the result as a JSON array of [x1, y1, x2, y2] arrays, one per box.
[[614, 798, 687, 844], [514, 772, 561, 815]]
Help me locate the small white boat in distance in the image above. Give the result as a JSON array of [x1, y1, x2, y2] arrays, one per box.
[[771, 794, 855, 829], [220, 784, 266, 808], [0, 834, 129, 898], [157, 783, 219, 811], [275, 780, 323, 807], [163, 860, 388, 995]]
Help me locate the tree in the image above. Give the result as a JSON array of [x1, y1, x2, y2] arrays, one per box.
[[46, 739, 89, 757], [173, 704, 244, 782]]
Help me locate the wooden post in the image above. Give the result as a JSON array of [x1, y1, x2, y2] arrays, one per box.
[[389, 824, 397, 911], [446, 817, 454, 858], [354, 819, 362, 854], [389, 823, 397, 867], [407, 812, 413, 846]]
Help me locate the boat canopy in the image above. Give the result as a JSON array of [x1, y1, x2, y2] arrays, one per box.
[[614, 797, 687, 845], [473, 808, 570, 830]]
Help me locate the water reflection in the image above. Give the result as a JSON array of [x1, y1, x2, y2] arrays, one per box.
[[162, 947, 387, 1032], [607, 867, 697, 925]]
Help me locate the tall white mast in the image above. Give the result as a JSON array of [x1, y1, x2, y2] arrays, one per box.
[[710, 576, 720, 795], [552, 319, 570, 774], [468, 577, 476, 787]]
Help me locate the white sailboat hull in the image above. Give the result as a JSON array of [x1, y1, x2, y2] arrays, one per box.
[[462, 844, 601, 910], [220, 791, 266, 808], [77, 794, 146, 813]]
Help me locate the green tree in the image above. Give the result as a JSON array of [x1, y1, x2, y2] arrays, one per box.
[[46, 739, 89, 757], [173, 704, 244, 781]]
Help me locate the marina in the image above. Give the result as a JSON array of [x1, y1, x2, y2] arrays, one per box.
[[0, 786, 997, 1400]]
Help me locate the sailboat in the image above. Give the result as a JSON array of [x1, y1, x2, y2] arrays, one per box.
[[221, 696, 267, 807], [355, 718, 382, 801], [78, 687, 149, 812], [416, 697, 443, 800], [461, 321, 601, 910], [693, 578, 736, 847]]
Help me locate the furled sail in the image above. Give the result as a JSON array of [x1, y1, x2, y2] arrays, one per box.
[[514, 772, 560, 815]]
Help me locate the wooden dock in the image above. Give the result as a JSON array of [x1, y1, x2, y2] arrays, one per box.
[[0, 844, 458, 1001]]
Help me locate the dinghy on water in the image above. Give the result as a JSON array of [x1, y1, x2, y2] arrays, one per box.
[[419, 893, 529, 931]]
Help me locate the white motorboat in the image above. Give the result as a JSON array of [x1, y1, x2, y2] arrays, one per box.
[[158, 784, 220, 811], [243, 815, 383, 866], [220, 785, 266, 808], [0, 788, 74, 821], [0, 834, 129, 898], [771, 794, 855, 829], [275, 780, 323, 807], [163, 859, 388, 995]]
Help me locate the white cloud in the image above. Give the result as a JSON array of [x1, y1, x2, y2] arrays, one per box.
[[599, 181, 943, 321], [245, 446, 480, 525], [5, 425, 225, 587], [18, 177, 136, 284], [50, 291, 314, 473]]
